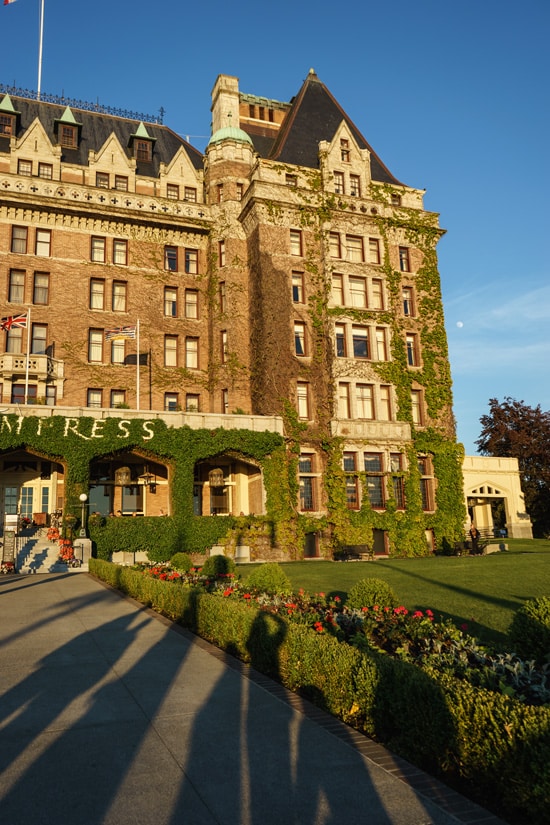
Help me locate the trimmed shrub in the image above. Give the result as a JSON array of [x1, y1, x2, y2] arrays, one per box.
[[170, 552, 192, 573], [509, 596, 550, 664], [201, 554, 236, 577], [245, 562, 292, 595], [347, 577, 398, 610]]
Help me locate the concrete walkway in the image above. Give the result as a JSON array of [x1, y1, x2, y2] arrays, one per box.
[[0, 574, 508, 825]]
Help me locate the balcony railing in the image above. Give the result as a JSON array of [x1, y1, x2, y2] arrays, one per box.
[[0, 353, 64, 380]]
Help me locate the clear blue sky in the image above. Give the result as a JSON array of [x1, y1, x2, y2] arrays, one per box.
[[2, 0, 549, 454]]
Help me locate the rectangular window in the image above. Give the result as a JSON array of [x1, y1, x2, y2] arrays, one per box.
[[217, 184, 224, 203], [184, 186, 197, 202], [368, 238, 381, 264], [166, 184, 179, 200], [331, 273, 344, 305], [346, 235, 364, 262], [299, 455, 316, 511], [91, 236, 106, 263], [399, 246, 411, 272], [349, 276, 367, 308], [35, 229, 51, 257], [222, 388, 229, 414], [375, 327, 388, 361], [371, 278, 384, 310], [60, 125, 77, 149], [219, 281, 226, 313], [290, 229, 302, 256], [111, 339, 125, 364], [356, 384, 374, 419], [338, 383, 350, 419], [349, 174, 361, 197], [164, 392, 179, 411], [411, 389, 423, 425], [114, 175, 128, 192], [352, 326, 369, 359], [185, 289, 198, 318], [185, 248, 198, 274], [218, 240, 226, 267], [8, 270, 25, 303], [88, 329, 103, 362], [112, 281, 127, 312], [296, 382, 310, 420], [221, 330, 228, 363], [294, 322, 306, 356], [329, 232, 341, 259], [292, 272, 304, 303], [18, 159, 32, 176], [364, 453, 384, 508], [87, 389, 103, 408], [164, 287, 177, 317], [335, 323, 346, 357], [6, 328, 23, 353], [334, 171, 345, 194], [96, 172, 109, 189], [164, 335, 178, 367], [90, 278, 105, 310], [406, 333, 419, 367], [418, 456, 434, 511], [11, 226, 28, 254], [0, 113, 14, 135], [340, 139, 350, 162], [110, 390, 126, 408], [31, 324, 47, 354], [186, 394, 200, 412], [38, 163, 53, 180], [165, 246, 178, 272], [379, 385, 392, 421], [185, 337, 199, 369], [286, 174, 297, 187], [135, 140, 152, 161], [113, 239, 128, 266], [403, 286, 415, 317], [33, 272, 49, 305], [236, 183, 244, 200], [343, 452, 359, 509], [391, 453, 405, 509]]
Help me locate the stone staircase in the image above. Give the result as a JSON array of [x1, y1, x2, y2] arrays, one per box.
[[15, 529, 88, 574]]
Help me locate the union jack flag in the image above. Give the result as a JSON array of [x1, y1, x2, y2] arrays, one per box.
[[105, 325, 137, 341], [1, 313, 28, 330]]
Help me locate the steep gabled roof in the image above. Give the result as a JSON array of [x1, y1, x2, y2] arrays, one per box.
[[268, 70, 402, 185]]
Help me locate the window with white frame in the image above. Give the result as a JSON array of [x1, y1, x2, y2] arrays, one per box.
[[113, 239, 128, 266], [90, 278, 105, 310], [221, 330, 228, 363], [356, 383, 374, 419], [164, 393, 179, 411], [368, 238, 381, 264], [290, 229, 302, 256], [184, 186, 197, 202], [166, 184, 179, 200], [185, 289, 198, 319], [375, 327, 388, 361], [33, 272, 49, 305], [346, 235, 363, 262], [379, 385, 392, 421], [11, 226, 28, 254], [91, 236, 106, 263], [88, 329, 103, 362], [338, 382, 350, 419], [114, 175, 128, 192], [364, 453, 384, 508], [8, 270, 25, 303], [331, 273, 344, 305], [296, 382, 310, 419], [185, 337, 199, 369], [349, 276, 367, 308], [35, 229, 51, 256], [38, 163, 53, 180], [112, 281, 127, 312], [18, 159, 32, 176], [329, 233, 341, 258], [164, 287, 177, 317], [185, 248, 198, 274], [294, 322, 306, 356], [371, 278, 384, 310], [164, 335, 178, 367]]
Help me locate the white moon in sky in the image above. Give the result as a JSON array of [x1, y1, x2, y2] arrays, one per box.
[[456, 321, 464, 328]]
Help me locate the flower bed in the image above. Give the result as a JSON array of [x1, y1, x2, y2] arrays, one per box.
[[89, 558, 550, 823]]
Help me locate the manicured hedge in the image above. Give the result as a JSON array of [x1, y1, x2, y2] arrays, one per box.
[[89, 559, 550, 823]]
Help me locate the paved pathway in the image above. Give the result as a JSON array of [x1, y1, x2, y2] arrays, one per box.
[[0, 574, 508, 825]]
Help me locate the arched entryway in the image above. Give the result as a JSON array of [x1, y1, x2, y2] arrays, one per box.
[[0, 448, 65, 530], [89, 452, 170, 516], [193, 453, 264, 516]]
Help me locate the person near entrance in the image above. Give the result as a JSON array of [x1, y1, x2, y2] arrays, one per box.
[[469, 523, 480, 555]]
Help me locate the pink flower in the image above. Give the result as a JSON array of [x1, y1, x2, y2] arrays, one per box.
[[361, 606, 368, 613], [412, 610, 423, 619], [334, 596, 341, 602]]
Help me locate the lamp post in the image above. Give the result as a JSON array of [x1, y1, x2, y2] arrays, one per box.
[[79, 493, 88, 537]]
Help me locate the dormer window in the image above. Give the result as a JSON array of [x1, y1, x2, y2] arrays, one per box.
[[60, 124, 77, 148], [135, 139, 152, 162], [0, 113, 15, 136], [340, 138, 350, 162]]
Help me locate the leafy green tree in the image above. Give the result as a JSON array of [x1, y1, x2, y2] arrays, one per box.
[[476, 397, 550, 537]]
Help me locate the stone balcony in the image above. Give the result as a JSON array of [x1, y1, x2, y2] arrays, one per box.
[[0, 353, 64, 381]]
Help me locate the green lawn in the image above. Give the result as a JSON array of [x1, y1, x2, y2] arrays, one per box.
[[239, 538, 550, 649]]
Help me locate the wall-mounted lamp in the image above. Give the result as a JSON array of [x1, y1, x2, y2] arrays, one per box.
[[139, 465, 156, 492]]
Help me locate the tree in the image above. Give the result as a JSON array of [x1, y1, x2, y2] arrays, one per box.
[[476, 397, 550, 537]]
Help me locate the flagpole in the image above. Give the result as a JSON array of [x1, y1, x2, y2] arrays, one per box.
[[136, 319, 140, 411], [37, 0, 45, 100], [24, 306, 31, 404]]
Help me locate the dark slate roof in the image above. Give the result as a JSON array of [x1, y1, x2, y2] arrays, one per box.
[[5, 96, 203, 173], [266, 72, 402, 185]]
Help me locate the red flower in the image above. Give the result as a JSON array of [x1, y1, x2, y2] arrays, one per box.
[[243, 593, 251, 600], [314, 622, 324, 633], [334, 595, 341, 602]]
